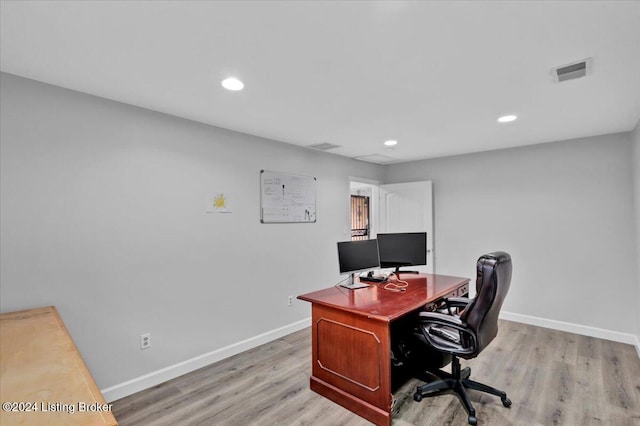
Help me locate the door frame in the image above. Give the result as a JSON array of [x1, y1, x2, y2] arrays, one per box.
[[378, 180, 434, 274]]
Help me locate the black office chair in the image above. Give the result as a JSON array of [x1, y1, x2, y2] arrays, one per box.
[[412, 252, 512, 425]]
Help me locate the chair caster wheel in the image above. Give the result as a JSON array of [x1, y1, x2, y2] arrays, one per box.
[[502, 397, 512, 407], [413, 392, 422, 402], [468, 415, 477, 425]]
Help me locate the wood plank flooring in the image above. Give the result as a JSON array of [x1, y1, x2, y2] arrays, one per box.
[[112, 320, 640, 425]]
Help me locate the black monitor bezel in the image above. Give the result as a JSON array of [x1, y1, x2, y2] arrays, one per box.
[[377, 232, 427, 270], [337, 239, 380, 275]]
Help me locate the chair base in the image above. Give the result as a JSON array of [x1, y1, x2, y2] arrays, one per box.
[[413, 357, 511, 426]]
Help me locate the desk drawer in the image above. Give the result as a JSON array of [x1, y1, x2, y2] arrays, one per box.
[[444, 289, 457, 299], [457, 283, 469, 297]]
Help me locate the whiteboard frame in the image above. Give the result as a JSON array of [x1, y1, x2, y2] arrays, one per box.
[[260, 170, 317, 223]]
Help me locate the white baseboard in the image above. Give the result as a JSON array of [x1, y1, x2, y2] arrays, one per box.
[[101, 317, 311, 402], [103, 312, 639, 402], [500, 311, 640, 357]]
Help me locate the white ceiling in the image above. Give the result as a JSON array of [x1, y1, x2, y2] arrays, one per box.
[[1, 1, 639, 164]]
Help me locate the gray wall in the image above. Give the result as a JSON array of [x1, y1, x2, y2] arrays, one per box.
[[1, 72, 638, 399], [385, 135, 637, 334], [0, 73, 384, 389], [632, 120, 640, 341]]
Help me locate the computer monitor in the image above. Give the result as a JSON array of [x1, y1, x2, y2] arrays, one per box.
[[337, 239, 380, 288], [377, 232, 427, 274]]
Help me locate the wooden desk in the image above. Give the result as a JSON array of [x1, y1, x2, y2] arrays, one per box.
[[298, 273, 469, 426], [0, 306, 117, 426]]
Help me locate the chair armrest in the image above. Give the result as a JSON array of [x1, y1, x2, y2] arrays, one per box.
[[432, 296, 470, 316], [418, 311, 463, 325], [436, 297, 471, 315], [445, 297, 471, 308], [417, 311, 477, 355]]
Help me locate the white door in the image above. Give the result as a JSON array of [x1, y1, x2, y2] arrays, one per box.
[[378, 181, 434, 273]]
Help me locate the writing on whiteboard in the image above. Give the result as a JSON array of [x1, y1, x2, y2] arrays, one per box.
[[260, 171, 316, 223]]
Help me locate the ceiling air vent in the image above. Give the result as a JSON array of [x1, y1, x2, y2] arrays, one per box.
[[354, 154, 395, 164], [308, 142, 341, 151], [552, 58, 592, 83]]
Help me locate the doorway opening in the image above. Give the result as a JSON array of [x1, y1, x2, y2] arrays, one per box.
[[350, 195, 370, 240], [349, 180, 378, 241], [349, 178, 434, 272]]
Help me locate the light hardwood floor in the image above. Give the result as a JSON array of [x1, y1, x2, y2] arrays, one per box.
[[112, 321, 640, 425]]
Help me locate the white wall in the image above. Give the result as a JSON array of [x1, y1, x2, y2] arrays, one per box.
[[0, 73, 384, 393], [2, 71, 638, 402], [385, 135, 637, 336], [632, 120, 640, 344]]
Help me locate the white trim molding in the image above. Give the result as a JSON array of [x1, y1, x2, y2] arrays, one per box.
[[101, 317, 311, 402], [103, 312, 640, 402], [501, 311, 640, 358]]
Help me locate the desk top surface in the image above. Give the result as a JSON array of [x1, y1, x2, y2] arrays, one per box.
[[0, 306, 117, 426], [298, 273, 470, 322]]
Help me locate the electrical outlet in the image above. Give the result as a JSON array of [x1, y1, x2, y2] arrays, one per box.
[[288, 296, 293, 307], [140, 333, 151, 350]]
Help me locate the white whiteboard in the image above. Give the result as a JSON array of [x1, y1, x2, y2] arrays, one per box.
[[260, 170, 316, 223]]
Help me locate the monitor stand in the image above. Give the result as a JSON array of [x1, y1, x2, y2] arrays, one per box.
[[394, 267, 420, 275], [339, 273, 370, 290]]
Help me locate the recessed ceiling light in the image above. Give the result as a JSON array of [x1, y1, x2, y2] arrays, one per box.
[[384, 140, 398, 147], [221, 77, 244, 91], [497, 115, 517, 123]]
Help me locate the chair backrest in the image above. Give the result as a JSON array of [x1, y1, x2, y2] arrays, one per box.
[[459, 252, 512, 355]]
